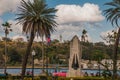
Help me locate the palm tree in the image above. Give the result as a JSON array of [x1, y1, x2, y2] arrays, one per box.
[[104, 0, 120, 79], [2, 22, 12, 74], [16, 0, 57, 79], [81, 29, 88, 42]]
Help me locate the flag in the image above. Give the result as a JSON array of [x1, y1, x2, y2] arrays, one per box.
[[46, 35, 51, 45]]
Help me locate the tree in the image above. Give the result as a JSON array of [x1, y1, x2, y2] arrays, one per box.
[[81, 29, 88, 42], [104, 0, 120, 79], [101, 30, 117, 45], [101, 30, 117, 59], [7, 47, 22, 64], [2, 22, 12, 74], [16, 0, 57, 79], [2, 37, 12, 42]]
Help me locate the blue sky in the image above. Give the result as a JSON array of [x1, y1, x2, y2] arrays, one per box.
[[0, 0, 115, 43]]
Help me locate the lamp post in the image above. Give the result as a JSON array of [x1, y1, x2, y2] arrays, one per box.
[[32, 50, 35, 80], [98, 57, 101, 77]]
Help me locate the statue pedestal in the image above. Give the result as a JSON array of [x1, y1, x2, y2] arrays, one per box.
[[67, 69, 82, 77]]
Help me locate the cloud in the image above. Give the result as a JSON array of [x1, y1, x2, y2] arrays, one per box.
[[8, 20, 22, 35], [51, 23, 93, 42], [100, 29, 118, 38], [0, 18, 3, 32], [8, 20, 44, 42], [0, 0, 19, 15], [0, 0, 29, 15], [11, 35, 46, 42], [55, 3, 104, 24], [101, 31, 112, 38], [12, 35, 27, 41], [53, 24, 81, 40], [53, 3, 105, 42]]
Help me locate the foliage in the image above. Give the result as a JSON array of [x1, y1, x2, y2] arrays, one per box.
[[0, 39, 119, 65], [104, 0, 120, 79], [81, 29, 88, 42], [2, 37, 12, 42], [104, 1, 120, 26], [7, 47, 22, 64]]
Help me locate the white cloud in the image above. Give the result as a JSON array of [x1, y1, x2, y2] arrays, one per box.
[[8, 20, 45, 42], [101, 28, 118, 38], [0, 0, 29, 15], [55, 3, 104, 24], [101, 31, 112, 38], [7, 20, 50, 42], [12, 35, 27, 41], [51, 23, 92, 42], [52, 24, 81, 40], [0, 18, 3, 32], [11, 35, 47, 42], [8, 20, 23, 35], [53, 3, 104, 42]]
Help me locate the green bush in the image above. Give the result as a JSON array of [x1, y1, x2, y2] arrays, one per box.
[[0, 76, 8, 80], [39, 76, 47, 80]]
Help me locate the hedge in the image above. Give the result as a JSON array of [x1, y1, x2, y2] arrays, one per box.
[[0, 76, 118, 80]]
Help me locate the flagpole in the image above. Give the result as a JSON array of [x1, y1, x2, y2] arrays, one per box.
[[42, 35, 44, 72], [46, 35, 51, 75]]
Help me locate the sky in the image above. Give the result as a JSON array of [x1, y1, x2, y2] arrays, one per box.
[[0, 0, 115, 43]]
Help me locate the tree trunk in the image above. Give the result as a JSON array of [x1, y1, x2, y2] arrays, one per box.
[[112, 28, 120, 80], [4, 33, 7, 74], [21, 31, 34, 80], [99, 61, 111, 75]]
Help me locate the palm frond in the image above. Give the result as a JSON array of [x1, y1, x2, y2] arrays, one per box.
[[16, 0, 57, 38], [104, 1, 120, 27]]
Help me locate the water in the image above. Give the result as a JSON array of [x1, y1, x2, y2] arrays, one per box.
[[0, 68, 112, 75]]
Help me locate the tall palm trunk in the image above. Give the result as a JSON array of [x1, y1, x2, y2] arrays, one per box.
[[4, 33, 7, 74], [113, 28, 120, 80], [21, 31, 35, 80]]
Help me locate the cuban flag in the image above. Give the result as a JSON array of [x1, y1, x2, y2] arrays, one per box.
[[46, 35, 51, 45]]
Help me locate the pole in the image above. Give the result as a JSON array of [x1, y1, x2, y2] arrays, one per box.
[[46, 53, 48, 75], [98, 63, 100, 76], [99, 58, 101, 77], [42, 35, 44, 71], [32, 55, 34, 80]]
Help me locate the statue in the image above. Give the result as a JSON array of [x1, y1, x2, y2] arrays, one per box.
[[67, 35, 83, 77]]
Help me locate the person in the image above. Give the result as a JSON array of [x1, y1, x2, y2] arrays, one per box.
[[90, 73, 94, 76], [95, 72, 99, 76], [5, 72, 8, 76], [26, 71, 32, 76], [84, 72, 88, 76], [40, 70, 46, 76]]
